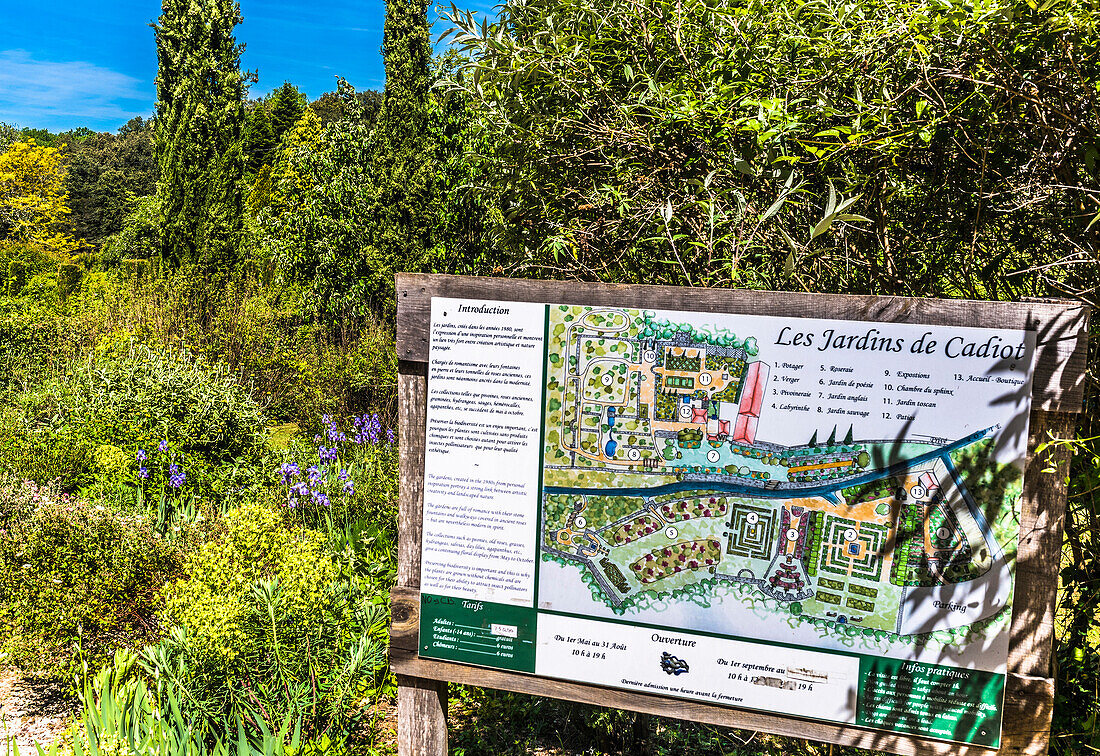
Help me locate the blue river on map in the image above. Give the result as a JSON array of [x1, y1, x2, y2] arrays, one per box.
[[545, 428, 989, 502]]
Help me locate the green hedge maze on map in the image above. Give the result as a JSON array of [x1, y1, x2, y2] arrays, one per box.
[[540, 306, 1021, 644]]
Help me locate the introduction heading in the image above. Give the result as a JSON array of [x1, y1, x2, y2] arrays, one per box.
[[458, 303, 511, 315]]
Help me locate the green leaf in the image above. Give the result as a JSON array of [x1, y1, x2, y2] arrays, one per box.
[[762, 193, 789, 221]]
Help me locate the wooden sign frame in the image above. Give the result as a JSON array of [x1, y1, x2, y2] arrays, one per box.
[[389, 273, 1091, 756]]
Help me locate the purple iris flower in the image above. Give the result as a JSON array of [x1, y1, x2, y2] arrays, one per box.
[[136, 449, 147, 462], [158, 439, 168, 453], [168, 465, 186, 488], [278, 462, 300, 484], [138, 466, 149, 479], [353, 413, 383, 445]]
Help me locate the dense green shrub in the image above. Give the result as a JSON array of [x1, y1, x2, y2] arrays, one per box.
[[6, 259, 26, 295], [0, 297, 71, 390], [120, 257, 150, 283], [165, 503, 336, 665], [102, 195, 160, 264], [0, 243, 61, 283], [55, 268, 398, 425], [1, 342, 268, 494], [57, 262, 84, 300], [0, 475, 183, 681]]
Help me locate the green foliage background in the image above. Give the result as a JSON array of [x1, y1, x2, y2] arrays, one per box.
[[0, 0, 1098, 753]]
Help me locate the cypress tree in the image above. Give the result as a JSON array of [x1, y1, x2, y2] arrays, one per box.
[[153, 0, 247, 271], [269, 82, 306, 145], [243, 104, 276, 174], [370, 0, 437, 308]]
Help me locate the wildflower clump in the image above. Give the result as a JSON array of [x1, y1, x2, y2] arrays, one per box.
[[275, 413, 397, 527], [134, 439, 195, 534]]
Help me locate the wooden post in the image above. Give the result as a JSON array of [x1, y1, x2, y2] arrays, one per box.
[[397, 674, 448, 755], [396, 360, 449, 755]]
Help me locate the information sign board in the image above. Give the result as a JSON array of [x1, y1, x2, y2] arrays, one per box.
[[389, 274, 1090, 756]]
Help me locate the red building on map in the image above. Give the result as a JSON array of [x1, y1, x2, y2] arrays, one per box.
[[732, 361, 770, 445]]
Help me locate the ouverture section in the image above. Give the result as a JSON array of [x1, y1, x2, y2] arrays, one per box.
[[419, 297, 1035, 748]]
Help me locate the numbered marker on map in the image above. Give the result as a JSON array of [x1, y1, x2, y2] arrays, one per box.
[[699, 373, 712, 386], [786, 528, 799, 541], [575, 516, 587, 529], [746, 512, 759, 525], [628, 448, 641, 461], [844, 528, 858, 542], [665, 526, 678, 539], [911, 485, 926, 500], [707, 449, 721, 463]]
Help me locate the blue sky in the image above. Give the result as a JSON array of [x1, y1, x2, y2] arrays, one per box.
[[0, 1, 494, 134]]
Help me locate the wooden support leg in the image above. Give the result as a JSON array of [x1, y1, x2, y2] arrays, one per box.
[[397, 675, 448, 756], [395, 361, 448, 754]]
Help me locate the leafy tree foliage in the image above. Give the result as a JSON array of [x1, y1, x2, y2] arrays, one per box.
[[153, 0, 248, 271], [250, 108, 324, 219], [266, 82, 382, 318], [243, 104, 276, 174], [0, 123, 18, 151], [443, 0, 1099, 299], [0, 140, 78, 254], [63, 117, 156, 245], [14, 127, 62, 148], [309, 89, 382, 127], [268, 0, 445, 321], [430, 51, 496, 275], [269, 110, 323, 205], [368, 0, 440, 302]]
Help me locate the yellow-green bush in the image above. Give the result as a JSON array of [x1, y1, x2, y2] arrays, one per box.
[[165, 502, 336, 668], [152, 501, 388, 745]]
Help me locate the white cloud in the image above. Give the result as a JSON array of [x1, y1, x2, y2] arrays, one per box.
[[0, 49, 151, 130]]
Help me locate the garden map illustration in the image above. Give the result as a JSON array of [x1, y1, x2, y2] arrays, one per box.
[[538, 305, 1023, 647]]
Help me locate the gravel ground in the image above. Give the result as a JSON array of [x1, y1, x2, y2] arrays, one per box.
[[0, 669, 76, 756]]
